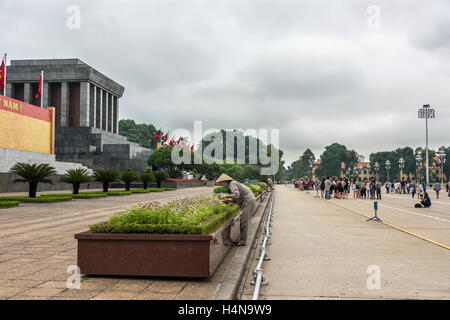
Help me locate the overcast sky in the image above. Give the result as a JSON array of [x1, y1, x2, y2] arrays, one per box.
[[2, 0, 449, 165]]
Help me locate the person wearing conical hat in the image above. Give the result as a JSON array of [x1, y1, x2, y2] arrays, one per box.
[[215, 173, 256, 246], [267, 178, 274, 192]]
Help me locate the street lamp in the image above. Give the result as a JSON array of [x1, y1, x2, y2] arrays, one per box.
[[416, 154, 423, 182], [309, 157, 314, 180], [374, 162, 380, 180], [418, 104, 436, 185], [385, 160, 391, 182], [398, 157, 405, 181], [438, 150, 446, 185]]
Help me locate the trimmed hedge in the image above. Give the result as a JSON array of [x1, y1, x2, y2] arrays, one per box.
[[73, 193, 108, 199], [107, 191, 133, 196], [0, 196, 72, 203], [0, 201, 20, 208]]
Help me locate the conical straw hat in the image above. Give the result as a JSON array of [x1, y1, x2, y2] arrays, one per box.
[[215, 173, 234, 184]]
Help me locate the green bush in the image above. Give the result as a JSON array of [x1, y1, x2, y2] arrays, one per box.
[[163, 188, 176, 191], [214, 186, 229, 194], [0, 196, 72, 203], [0, 201, 20, 208], [73, 193, 108, 199], [89, 195, 240, 235], [107, 190, 132, 196]]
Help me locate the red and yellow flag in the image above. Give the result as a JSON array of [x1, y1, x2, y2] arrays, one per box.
[[0, 59, 5, 90]]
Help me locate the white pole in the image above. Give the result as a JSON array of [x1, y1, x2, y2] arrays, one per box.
[[3, 53, 6, 97], [40, 70, 44, 109], [425, 112, 429, 185]]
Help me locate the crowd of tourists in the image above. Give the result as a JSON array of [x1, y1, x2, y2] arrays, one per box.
[[293, 177, 450, 207]]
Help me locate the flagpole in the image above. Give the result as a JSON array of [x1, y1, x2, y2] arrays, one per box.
[[3, 53, 7, 97], [40, 70, 44, 109]]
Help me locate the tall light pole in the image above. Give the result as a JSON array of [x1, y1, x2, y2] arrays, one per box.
[[418, 105, 435, 185], [438, 150, 446, 185], [309, 157, 314, 180], [374, 162, 380, 181], [398, 157, 405, 181], [416, 154, 422, 182], [385, 160, 391, 182]]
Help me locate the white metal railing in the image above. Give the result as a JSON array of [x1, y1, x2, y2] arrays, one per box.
[[250, 190, 275, 300]]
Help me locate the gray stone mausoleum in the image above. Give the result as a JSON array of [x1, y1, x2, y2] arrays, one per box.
[[6, 59, 152, 172]]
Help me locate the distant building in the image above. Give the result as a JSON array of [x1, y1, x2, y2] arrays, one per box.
[[5, 59, 152, 172]]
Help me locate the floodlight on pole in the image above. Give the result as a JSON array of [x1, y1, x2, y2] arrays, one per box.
[[416, 154, 423, 182], [438, 150, 446, 185], [398, 157, 405, 181], [385, 160, 391, 181], [418, 104, 435, 185], [374, 162, 380, 180]]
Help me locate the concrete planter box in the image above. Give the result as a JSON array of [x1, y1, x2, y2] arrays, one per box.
[[74, 192, 267, 278], [74, 213, 241, 278]]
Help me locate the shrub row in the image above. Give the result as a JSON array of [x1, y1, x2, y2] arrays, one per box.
[[0, 196, 72, 203], [0, 201, 20, 208]]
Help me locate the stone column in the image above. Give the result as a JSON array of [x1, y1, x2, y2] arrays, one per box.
[[108, 93, 113, 133], [113, 97, 119, 134], [79, 82, 90, 126], [102, 90, 109, 131], [96, 87, 103, 130], [6, 83, 13, 98], [42, 82, 49, 109], [89, 84, 97, 128], [24, 83, 31, 104], [61, 82, 69, 127]]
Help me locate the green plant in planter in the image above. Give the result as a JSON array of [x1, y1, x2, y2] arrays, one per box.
[[10, 163, 56, 198], [121, 169, 138, 191], [93, 169, 120, 193], [154, 171, 169, 188], [59, 168, 92, 194], [214, 186, 229, 194], [139, 168, 154, 190]]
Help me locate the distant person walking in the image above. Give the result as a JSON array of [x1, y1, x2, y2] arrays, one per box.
[[434, 179, 441, 199], [324, 177, 331, 199]]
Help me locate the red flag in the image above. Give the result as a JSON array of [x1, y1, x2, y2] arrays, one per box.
[[0, 59, 5, 90], [162, 133, 168, 143], [169, 138, 174, 146], [190, 145, 194, 151], [35, 75, 42, 100], [177, 138, 181, 145], [153, 130, 161, 142]]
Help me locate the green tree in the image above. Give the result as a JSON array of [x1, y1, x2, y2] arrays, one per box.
[[154, 171, 169, 188], [290, 148, 315, 179], [10, 163, 57, 198], [93, 169, 120, 192], [59, 168, 92, 194], [139, 168, 154, 189], [119, 119, 160, 149], [316, 143, 357, 178], [148, 146, 187, 178], [121, 169, 138, 191]]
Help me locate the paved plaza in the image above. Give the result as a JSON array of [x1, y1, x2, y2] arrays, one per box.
[[0, 187, 228, 300], [239, 185, 450, 300]]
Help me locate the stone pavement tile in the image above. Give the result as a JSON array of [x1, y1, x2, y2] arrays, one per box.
[[133, 292, 177, 300], [9, 295, 49, 300], [78, 280, 117, 290], [37, 281, 69, 289], [143, 281, 186, 294], [175, 284, 218, 300], [108, 279, 153, 292], [0, 286, 27, 299], [50, 289, 101, 300], [19, 287, 65, 297], [2, 279, 44, 288], [90, 290, 138, 300]]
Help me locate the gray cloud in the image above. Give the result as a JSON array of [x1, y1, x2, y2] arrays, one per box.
[[1, 0, 449, 165]]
